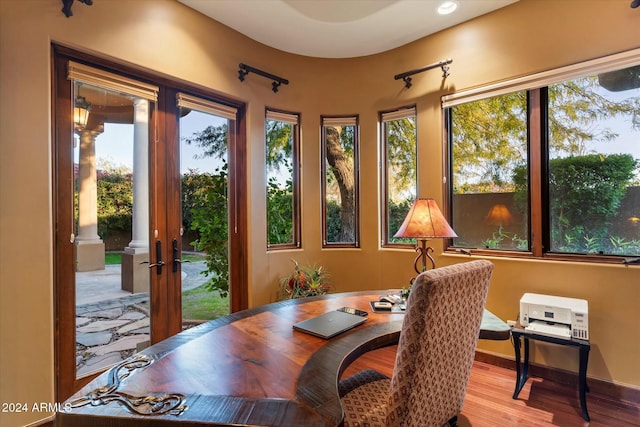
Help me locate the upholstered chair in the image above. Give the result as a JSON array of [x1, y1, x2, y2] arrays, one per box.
[[339, 260, 494, 427]]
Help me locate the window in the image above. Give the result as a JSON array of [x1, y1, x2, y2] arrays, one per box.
[[444, 50, 640, 260], [547, 73, 639, 256], [321, 116, 359, 247], [381, 107, 417, 246], [448, 92, 530, 251], [265, 109, 301, 249]]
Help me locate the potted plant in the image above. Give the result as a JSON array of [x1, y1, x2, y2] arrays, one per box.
[[279, 259, 331, 299]]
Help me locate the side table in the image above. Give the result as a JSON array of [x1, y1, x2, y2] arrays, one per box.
[[511, 327, 591, 421]]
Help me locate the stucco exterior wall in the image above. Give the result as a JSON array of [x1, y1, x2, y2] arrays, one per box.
[[1, 0, 638, 425]]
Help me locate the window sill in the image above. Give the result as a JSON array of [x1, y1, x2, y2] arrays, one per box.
[[443, 249, 639, 267]]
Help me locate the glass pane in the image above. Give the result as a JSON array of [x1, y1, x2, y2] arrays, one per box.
[[385, 116, 417, 244], [323, 123, 357, 245], [266, 118, 296, 247], [450, 91, 530, 251], [74, 82, 151, 378], [548, 66, 640, 256], [179, 109, 231, 329]]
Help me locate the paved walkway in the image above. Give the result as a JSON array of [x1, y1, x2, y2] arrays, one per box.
[[76, 261, 207, 306], [74, 261, 208, 377]]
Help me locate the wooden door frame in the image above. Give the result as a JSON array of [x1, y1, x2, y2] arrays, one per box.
[[155, 87, 178, 341], [52, 44, 248, 400]]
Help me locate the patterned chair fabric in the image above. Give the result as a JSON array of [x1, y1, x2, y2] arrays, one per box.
[[340, 260, 494, 427]]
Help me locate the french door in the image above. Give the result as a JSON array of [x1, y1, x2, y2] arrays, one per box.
[[53, 46, 247, 400]]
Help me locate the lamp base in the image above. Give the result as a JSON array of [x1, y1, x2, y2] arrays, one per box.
[[413, 239, 436, 274]]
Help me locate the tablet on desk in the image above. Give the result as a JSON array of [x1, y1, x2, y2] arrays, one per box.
[[293, 310, 367, 339]]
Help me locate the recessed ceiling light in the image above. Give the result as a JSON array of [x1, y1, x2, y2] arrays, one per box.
[[437, 1, 458, 15]]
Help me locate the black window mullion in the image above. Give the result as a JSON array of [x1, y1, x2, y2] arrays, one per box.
[[538, 87, 551, 257], [528, 89, 544, 257]]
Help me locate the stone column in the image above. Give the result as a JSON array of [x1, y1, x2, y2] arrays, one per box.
[[122, 99, 151, 293], [127, 98, 150, 251], [76, 128, 105, 272]]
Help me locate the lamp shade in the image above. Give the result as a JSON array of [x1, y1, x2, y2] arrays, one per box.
[[394, 198, 457, 238], [485, 203, 513, 226]]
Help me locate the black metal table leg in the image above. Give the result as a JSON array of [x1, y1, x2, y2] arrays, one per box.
[[578, 345, 591, 421], [511, 328, 591, 421], [512, 333, 522, 398], [512, 333, 530, 398]]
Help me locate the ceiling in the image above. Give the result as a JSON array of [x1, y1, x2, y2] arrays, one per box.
[[178, 0, 519, 58]]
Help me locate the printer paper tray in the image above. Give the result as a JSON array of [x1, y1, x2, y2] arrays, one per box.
[[524, 320, 571, 339]]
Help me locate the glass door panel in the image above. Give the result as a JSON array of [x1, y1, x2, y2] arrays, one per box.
[[179, 108, 231, 330], [73, 82, 152, 378]]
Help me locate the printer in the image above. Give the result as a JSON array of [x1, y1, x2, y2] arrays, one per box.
[[520, 293, 589, 340]]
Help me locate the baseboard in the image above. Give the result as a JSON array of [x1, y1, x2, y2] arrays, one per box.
[[475, 350, 640, 404], [24, 415, 55, 427]]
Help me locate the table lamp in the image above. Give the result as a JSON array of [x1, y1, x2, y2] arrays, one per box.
[[394, 198, 457, 273]]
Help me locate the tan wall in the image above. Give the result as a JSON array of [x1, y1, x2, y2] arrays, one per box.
[[1, 0, 638, 425]]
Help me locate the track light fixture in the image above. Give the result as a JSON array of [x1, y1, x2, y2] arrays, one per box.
[[61, 0, 93, 18]]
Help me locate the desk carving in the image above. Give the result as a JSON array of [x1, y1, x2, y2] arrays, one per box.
[[68, 354, 188, 416]]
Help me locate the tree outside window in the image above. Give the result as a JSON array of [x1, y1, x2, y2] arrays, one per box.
[[381, 107, 417, 246], [450, 92, 529, 251], [322, 116, 359, 247], [266, 110, 301, 249]]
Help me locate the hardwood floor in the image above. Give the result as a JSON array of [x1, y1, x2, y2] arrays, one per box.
[[340, 346, 640, 427]]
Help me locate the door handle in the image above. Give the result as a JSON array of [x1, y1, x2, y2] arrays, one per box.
[[172, 238, 191, 272], [140, 240, 164, 275]]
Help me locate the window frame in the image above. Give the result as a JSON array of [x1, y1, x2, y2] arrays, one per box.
[[380, 105, 418, 248], [265, 108, 302, 250], [320, 115, 360, 248], [443, 48, 640, 264]]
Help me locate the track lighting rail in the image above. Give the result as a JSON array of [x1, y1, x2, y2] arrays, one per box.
[[238, 63, 289, 93], [394, 58, 453, 88]]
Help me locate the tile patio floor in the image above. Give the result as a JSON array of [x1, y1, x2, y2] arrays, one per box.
[[75, 261, 207, 377]]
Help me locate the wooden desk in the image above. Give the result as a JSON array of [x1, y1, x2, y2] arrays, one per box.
[[58, 291, 510, 427]]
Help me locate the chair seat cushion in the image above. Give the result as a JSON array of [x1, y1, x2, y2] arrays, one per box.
[[340, 369, 391, 427]]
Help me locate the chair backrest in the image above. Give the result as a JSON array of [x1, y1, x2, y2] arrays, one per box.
[[386, 260, 494, 427]]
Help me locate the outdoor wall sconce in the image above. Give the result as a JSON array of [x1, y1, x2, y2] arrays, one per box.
[[394, 58, 453, 89], [238, 63, 289, 93], [61, 0, 93, 18], [73, 95, 91, 130]]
